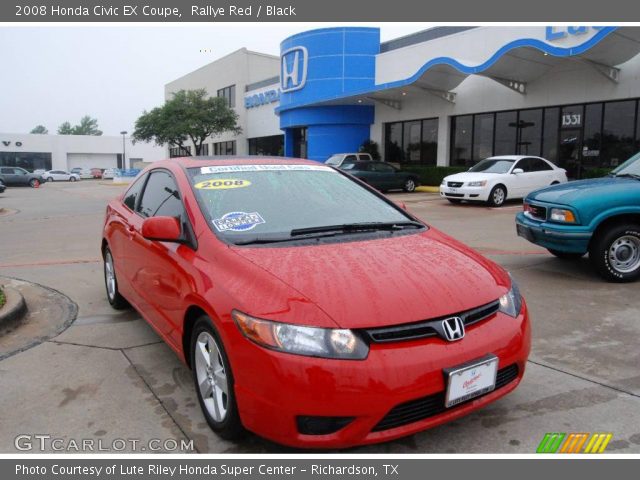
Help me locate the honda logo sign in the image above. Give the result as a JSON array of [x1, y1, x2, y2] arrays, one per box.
[[441, 317, 465, 342], [281, 46, 308, 93]]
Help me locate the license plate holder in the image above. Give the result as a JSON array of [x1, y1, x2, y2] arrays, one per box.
[[444, 355, 498, 408], [516, 223, 535, 242]]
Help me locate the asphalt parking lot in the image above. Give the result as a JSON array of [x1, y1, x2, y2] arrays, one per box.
[[1, 181, 639, 453]]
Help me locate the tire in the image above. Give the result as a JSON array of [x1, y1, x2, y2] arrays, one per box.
[[487, 185, 507, 207], [69, 176, 77, 182], [190, 317, 244, 440], [29, 178, 40, 188], [447, 198, 462, 204], [548, 249, 584, 260], [103, 247, 129, 309], [403, 178, 417, 193], [589, 224, 640, 282], [47, 177, 53, 182]]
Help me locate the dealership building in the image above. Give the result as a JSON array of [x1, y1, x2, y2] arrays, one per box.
[[169, 26, 640, 178], [0, 133, 165, 172]]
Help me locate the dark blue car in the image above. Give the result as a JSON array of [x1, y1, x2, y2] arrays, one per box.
[[516, 152, 640, 282]]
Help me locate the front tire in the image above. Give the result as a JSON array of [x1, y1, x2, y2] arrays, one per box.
[[548, 249, 584, 260], [47, 177, 53, 182], [103, 247, 129, 309], [487, 185, 507, 207], [589, 224, 640, 282], [69, 176, 77, 182], [191, 317, 244, 440], [403, 178, 417, 193]]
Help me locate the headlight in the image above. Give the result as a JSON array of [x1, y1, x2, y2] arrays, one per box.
[[232, 310, 369, 360], [550, 208, 576, 223], [498, 275, 523, 318], [468, 180, 487, 187], [441, 178, 447, 186]]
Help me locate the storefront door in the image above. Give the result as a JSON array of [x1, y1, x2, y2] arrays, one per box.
[[292, 128, 307, 159], [558, 129, 582, 179]]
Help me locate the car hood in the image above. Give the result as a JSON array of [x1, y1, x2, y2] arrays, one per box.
[[444, 172, 502, 183], [528, 176, 640, 205], [231, 229, 510, 329]]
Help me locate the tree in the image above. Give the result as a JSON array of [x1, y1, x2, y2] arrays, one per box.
[[359, 139, 381, 160], [57, 122, 74, 135], [132, 89, 241, 155], [30, 125, 48, 134], [57, 116, 103, 135]]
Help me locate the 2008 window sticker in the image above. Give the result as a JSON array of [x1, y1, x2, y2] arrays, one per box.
[[194, 178, 251, 190], [213, 211, 266, 232]]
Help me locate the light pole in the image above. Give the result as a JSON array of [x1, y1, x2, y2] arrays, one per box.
[[120, 131, 128, 170]]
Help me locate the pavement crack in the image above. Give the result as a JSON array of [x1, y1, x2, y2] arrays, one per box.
[[120, 348, 199, 453], [527, 359, 640, 399], [48, 340, 122, 351]]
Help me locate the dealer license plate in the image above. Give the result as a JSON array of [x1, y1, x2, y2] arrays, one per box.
[[444, 355, 498, 408]]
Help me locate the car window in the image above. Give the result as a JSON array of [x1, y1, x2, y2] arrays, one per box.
[[1, 168, 13, 174], [123, 173, 147, 211], [16, 168, 27, 175], [341, 162, 359, 170], [513, 159, 531, 173], [371, 163, 395, 173], [358, 154, 371, 161], [344, 155, 357, 163], [137, 170, 185, 219], [325, 155, 342, 166], [528, 158, 553, 171], [469, 158, 515, 174]]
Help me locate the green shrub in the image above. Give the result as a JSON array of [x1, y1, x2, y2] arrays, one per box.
[[581, 168, 612, 179], [400, 165, 467, 186], [0, 287, 5, 309]]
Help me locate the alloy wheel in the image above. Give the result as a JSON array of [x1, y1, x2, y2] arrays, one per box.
[[194, 331, 229, 422]]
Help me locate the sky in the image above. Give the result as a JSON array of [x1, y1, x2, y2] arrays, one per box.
[[0, 24, 430, 136]]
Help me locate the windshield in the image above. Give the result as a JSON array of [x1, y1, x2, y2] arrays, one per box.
[[187, 164, 417, 244], [611, 151, 640, 176], [325, 155, 342, 166], [469, 158, 515, 174]]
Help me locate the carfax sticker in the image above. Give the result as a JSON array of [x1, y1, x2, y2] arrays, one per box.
[[194, 178, 251, 190], [213, 211, 265, 232], [200, 164, 334, 174]]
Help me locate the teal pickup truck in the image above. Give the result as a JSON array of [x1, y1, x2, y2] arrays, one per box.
[[516, 152, 640, 282]]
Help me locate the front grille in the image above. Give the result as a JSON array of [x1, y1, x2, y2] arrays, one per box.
[[447, 181, 464, 188], [526, 204, 547, 221], [363, 300, 500, 344], [444, 193, 464, 198], [372, 364, 519, 432]]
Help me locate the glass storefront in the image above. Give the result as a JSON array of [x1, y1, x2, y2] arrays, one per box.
[[248, 135, 284, 156], [0, 152, 52, 172], [450, 98, 640, 178], [384, 117, 439, 164]]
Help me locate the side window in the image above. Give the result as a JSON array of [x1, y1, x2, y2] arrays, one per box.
[[358, 154, 371, 161], [123, 174, 147, 211], [136, 170, 185, 219], [344, 155, 357, 163], [513, 159, 530, 173], [529, 158, 553, 171]]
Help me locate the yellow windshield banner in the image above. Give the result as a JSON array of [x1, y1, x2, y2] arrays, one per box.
[[194, 179, 251, 190]]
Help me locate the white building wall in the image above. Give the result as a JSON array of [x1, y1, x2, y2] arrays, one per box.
[[164, 48, 279, 156], [245, 83, 282, 139]]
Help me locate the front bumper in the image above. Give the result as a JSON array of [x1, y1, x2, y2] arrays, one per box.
[[227, 303, 531, 448], [439, 185, 490, 201], [515, 212, 592, 254]]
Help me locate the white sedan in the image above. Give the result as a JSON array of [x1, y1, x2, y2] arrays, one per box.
[[440, 155, 568, 207], [42, 170, 81, 182]]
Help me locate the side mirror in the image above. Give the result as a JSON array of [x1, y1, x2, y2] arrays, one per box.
[[141, 216, 182, 242], [512, 168, 524, 175]]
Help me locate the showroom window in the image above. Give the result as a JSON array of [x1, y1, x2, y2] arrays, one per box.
[[169, 146, 192, 158], [450, 98, 640, 177], [213, 141, 236, 155], [200, 143, 209, 156], [384, 117, 438, 164], [0, 152, 52, 172], [248, 135, 284, 156], [217, 85, 236, 108]]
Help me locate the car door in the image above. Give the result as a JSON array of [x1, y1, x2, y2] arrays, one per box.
[[0, 167, 19, 185], [527, 158, 557, 191], [128, 169, 193, 346], [509, 159, 537, 198], [376, 162, 402, 190]]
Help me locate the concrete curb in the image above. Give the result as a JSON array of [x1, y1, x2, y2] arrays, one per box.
[[416, 186, 440, 193], [0, 286, 27, 331]]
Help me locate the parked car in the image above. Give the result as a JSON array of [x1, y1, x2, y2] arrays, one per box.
[[0, 166, 44, 187], [440, 156, 568, 207], [33, 169, 47, 175], [0, 180, 5, 194], [42, 170, 81, 182], [341, 161, 419, 192], [102, 157, 530, 448], [102, 168, 117, 180], [91, 168, 104, 179], [516, 151, 640, 282], [71, 167, 93, 179], [325, 152, 373, 167]]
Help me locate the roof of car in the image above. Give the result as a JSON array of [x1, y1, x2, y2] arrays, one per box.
[[154, 156, 322, 168], [485, 155, 544, 160]]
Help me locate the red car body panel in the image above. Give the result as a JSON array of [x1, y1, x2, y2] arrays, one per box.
[[102, 157, 531, 448]]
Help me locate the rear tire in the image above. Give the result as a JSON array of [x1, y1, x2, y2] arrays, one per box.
[[548, 249, 584, 260], [103, 247, 129, 309], [487, 185, 507, 207], [403, 178, 417, 193], [190, 317, 244, 441], [69, 177, 77, 182], [589, 224, 640, 282]]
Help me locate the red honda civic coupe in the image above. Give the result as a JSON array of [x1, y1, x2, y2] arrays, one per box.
[[102, 157, 531, 448]]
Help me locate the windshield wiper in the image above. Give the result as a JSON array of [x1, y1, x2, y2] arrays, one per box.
[[290, 221, 424, 237], [614, 173, 640, 180]]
